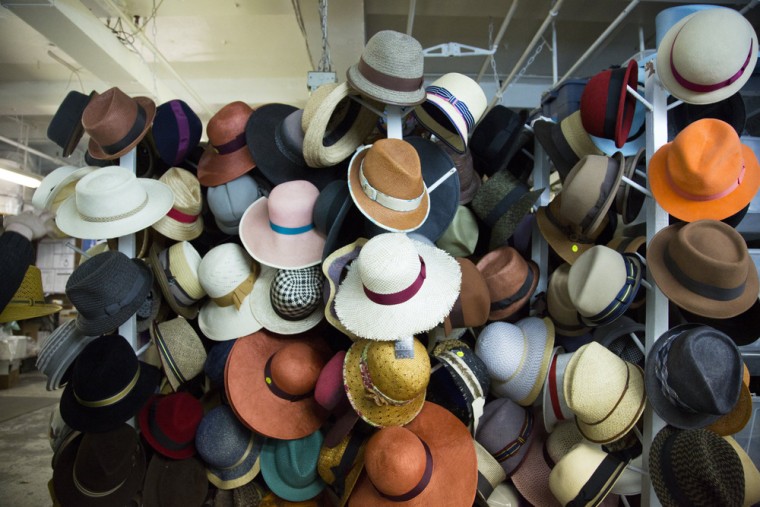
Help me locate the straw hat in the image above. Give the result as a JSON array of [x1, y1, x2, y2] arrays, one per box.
[[648, 119, 760, 222], [469, 105, 526, 177], [707, 364, 752, 436], [250, 265, 325, 335], [321, 238, 367, 340], [312, 180, 364, 261], [435, 205, 479, 258], [549, 442, 627, 506], [197, 101, 256, 187], [207, 173, 268, 235], [475, 398, 536, 477], [152, 167, 204, 241], [580, 60, 638, 148], [0, 265, 61, 323], [442, 258, 490, 335], [152, 99, 203, 166], [547, 263, 591, 337], [656, 8, 758, 104], [47, 90, 96, 157], [261, 430, 325, 502], [317, 430, 366, 507], [142, 455, 208, 507], [542, 348, 575, 433], [32, 165, 95, 211], [348, 402, 478, 506], [533, 111, 605, 181], [473, 441, 507, 507], [137, 392, 203, 459], [83, 87, 156, 160], [150, 316, 207, 391], [36, 319, 97, 391], [346, 30, 426, 106], [333, 233, 461, 341], [725, 435, 760, 507], [476, 246, 539, 321], [148, 242, 206, 320]]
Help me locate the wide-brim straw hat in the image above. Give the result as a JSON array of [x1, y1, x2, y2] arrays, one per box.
[[318, 432, 366, 507], [83, 88, 156, 160], [707, 364, 752, 436], [148, 242, 204, 320], [321, 238, 367, 340], [150, 316, 207, 391], [152, 167, 204, 241], [142, 455, 209, 507], [33, 165, 95, 211], [36, 319, 97, 391], [0, 265, 62, 323], [533, 111, 604, 181], [250, 266, 325, 335]]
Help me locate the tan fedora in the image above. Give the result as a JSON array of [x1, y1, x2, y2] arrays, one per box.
[[476, 246, 539, 321], [152, 167, 204, 241], [547, 263, 591, 337], [150, 317, 207, 391]]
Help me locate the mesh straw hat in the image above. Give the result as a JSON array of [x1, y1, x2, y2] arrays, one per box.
[[150, 316, 207, 391], [469, 105, 526, 177], [549, 442, 627, 507], [261, 430, 326, 502], [204, 339, 236, 391], [142, 455, 208, 507], [32, 165, 95, 211], [138, 392, 203, 459], [225, 329, 331, 440], [198, 243, 262, 341], [152, 99, 203, 166], [313, 179, 364, 261], [36, 319, 97, 391], [725, 435, 760, 506], [251, 265, 325, 335], [542, 348, 575, 433], [151, 167, 204, 241], [65, 250, 153, 335], [533, 111, 605, 181], [476, 245, 539, 321], [473, 440, 507, 506], [648, 119, 760, 222], [547, 263, 591, 337], [580, 60, 639, 148], [149, 242, 206, 320], [47, 90, 96, 157], [197, 101, 256, 187], [442, 258, 490, 335], [707, 363, 752, 436], [657, 8, 758, 105], [240, 180, 326, 269], [563, 342, 646, 444], [346, 30, 426, 106], [207, 172, 268, 235], [592, 315, 645, 369], [333, 233, 461, 341], [475, 397, 536, 477], [348, 402, 478, 507], [647, 220, 759, 318], [0, 265, 61, 323], [321, 238, 367, 340], [414, 72, 487, 153], [196, 405, 263, 490], [82, 86, 156, 160], [56, 165, 173, 239], [645, 323, 744, 429], [435, 205, 479, 258], [613, 146, 647, 224], [343, 338, 430, 428]]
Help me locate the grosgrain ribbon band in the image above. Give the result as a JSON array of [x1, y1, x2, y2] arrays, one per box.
[[425, 85, 475, 131], [670, 32, 754, 93], [213, 132, 246, 155], [167, 207, 199, 224], [376, 438, 434, 502], [148, 402, 193, 452], [9, 298, 48, 307], [74, 365, 140, 408], [101, 104, 147, 155], [566, 454, 626, 507], [212, 272, 255, 310], [583, 256, 640, 325], [484, 183, 529, 229], [363, 256, 426, 306], [73, 470, 128, 498], [357, 58, 424, 93], [665, 163, 745, 202], [101, 273, 149, 317], [264, 355, 313, 402], [79, 195, 148, 223], [170, 100, 191, 165], [548, 354, 565, 422], [663, 247, 745, 302], [359, 159, 425, 213], [491, 409, 533, 468], [269, 221, 315, 235]]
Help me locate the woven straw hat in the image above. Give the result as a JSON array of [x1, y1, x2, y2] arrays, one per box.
[[475, 397, 536, 477], [152, 167, 204, 241], [564, 342, 646, 444], [0, 265, 61, 323], [476, 246, 539, 321], [533, 111, 605, 181], [36, 319, 97, 391], [150, 316, 207, 391], [547, 263, 591, 337], [435, 205, 479, 258], [207, 173, 268, 235], [473, 440, 507, 506], [142, 454, 208, 507], [442, 258, 490, 335], [343, 338, 430, 427], [137, 392, 203, 459], [33, 165, 95, 211], [333, 233, 461, 341], [321, 238, 367, 340], [657, 8, 758, 104], [317, 431, 366, 507], [549, 442, 627, 506], [260, 430, 325, 502], [251, 265, 325, 335], [148, 242, 206, 320], [580, 60, 639, 148], [346, 30, 426, 106], [197, 101, 256, 187], [542, 348, 574, 433], [726, 435, 760, 506], [708, 364, 752, 436]]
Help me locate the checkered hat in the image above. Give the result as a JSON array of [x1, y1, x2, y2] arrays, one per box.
[[271, 266, 324, 320]]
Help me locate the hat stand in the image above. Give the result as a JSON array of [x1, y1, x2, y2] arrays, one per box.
[[347, 95, 412, 140]]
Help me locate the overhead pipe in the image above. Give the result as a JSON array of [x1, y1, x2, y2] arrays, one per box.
[[0, 135, 69, 167], [740, 0, 759, 14], [406, 0, 416, 35], [475, 0, 519, 83]]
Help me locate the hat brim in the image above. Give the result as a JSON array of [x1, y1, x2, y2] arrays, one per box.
[[33, 166, 95, 211], [414, 96, 468, 153], [198, 293, 263, 342], [205, 438, 263, 490], [37, 320, 97, 391], [591, 90, 647, 157], [87, 96, 156, 160], [613, 59, 639, 147], [250, 266, 325, 335], [197, 143, 256, 187], [148, 245, 199, 320], [137, 395, 197, 460], [0, 301, 62, 324], [346, 64, 426, 107], [260, 437, 326, 502], [322, 239, 367, 340], [151, 213, 204, 242], [707, 365, 752, 436], [536, 204, 611, 265]]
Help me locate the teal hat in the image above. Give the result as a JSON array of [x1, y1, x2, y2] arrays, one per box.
[[435, 205, 479, 258], [261, 430, 325, 502]]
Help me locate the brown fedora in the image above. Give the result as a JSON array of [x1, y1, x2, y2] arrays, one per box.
[[443, 257, 490, 335], [198, 101, 256, 187], [476, 246, 539, 321]]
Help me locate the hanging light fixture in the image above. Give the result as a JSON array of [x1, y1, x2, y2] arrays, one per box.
[[0, 158, 42, 188]]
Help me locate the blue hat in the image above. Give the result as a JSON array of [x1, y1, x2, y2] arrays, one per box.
[[261, 430, 325, 502], [204, 339, 237, 390], [153, 99, 203, 166], [207, 173, 268, 235]]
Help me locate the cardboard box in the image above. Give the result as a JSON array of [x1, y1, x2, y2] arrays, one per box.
[[0, 358, 21, 389]]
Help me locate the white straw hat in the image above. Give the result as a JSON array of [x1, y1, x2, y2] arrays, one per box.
[[250, 265, 325, 335], [549, 442, 627, 506], [33, 166, 95, 211]]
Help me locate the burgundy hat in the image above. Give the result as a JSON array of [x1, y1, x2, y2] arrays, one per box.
[[197, 101, 256, 187], [138, 392, 203, 459], [580, 60, 639, 148], [314, 350, 348, 412]]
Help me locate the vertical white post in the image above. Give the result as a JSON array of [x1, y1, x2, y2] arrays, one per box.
[[385, 105, 405, 140], [117, 148, 137, 350], [532, 137, 551, 298]]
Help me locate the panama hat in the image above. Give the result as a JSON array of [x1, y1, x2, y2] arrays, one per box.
[[225, 329, 331, 440], [0, 265, 62, 323], [207, 172, 268, 235], [312, 180, 364, 261], [152, 99, 203, 166], [148, 242, 206, 320], [318, 431, 366, 507], [648, 119, 760, 222], [469, 105, 526, 177], [334, 233, 461, 341], [138, 392, 203, 459], [442, 258, 490, 335], [580, 60, 639, 148], [36, 319, 97, 391], [613, 147, 647, 225], [142, 455, 208, 507], [321, 238, 367, 340], [32, 165, 95, 211], [82, 86, 156, 160], [197, 101, 256, 187], [656, 8, 758, 105], [547, 263, 591, 337], [151, 167, 204, 241], [725, 435, 760, 506], [435, 205, 479, 258], [476, 246, 539, 321], [47, 90, 97, 157], [549, 442, 627, 507], [346, 30, 426, 106], [647, 220, 759, 319], [250, 265, 325, 335], [542, 348, 575, 433], [707, 363, 752, 436], [533, 111, 605, 181], [475, 397, 536, 477], [348, 402, 478, 506], [150, 316, 207, 391], [261, 430, 326, 502]]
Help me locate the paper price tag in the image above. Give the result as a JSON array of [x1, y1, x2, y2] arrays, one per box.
[[394, 336, 415, 359]]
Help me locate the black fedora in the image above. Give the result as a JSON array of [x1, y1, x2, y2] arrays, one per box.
[[312, 179, 364, 260], [675, 297, 760, 347], [47, 90, 97, 157], [469, 105, 527, 177], [667, 91, 746, 140], [153, 99, 203, 166]]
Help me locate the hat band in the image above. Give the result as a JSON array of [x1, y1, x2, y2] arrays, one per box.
[[100, 104, 147, 156], [375, 437, 434, 502], [170, 100, 191, 165], [357, 58, 424, 93], [359, 343, 414, 407], [152, 321, 188, 386], [73, 468, 129, 499], [167, 207, 199, 224], [98, 270, 149, 318], [484, 182, 529, 229], [160, 248, 201, 307], [579, 159, 620, 233], [658, 430, 693, 506], [73, 365, 140, 408], [363, 256, 426, 306], [8, 298, 48, 307], [566, 454, 625, 507], [491, 409, 533, 468], [653, 333, 699, 413], [213, 132, 246, 155], [359, 160, 425, 213], [426, 85, 475, 131], [438, 350, 485, 401], [264, 355, 314, 402], [670, 35, 754, 93], [582, 256, 640, 325], [329, 431, 364, 497], [477, 470, 497, 500], [545, 203, 596, 245], [269, 220, 315, 235], [212, 271, 256, 310], [490, 266, 534, 312], [548, 353, 566, 422], [148, 402, 194, 452], [663, 247, 746, 301], [665, 163, 746, 202], [79, 194, 148, 223]]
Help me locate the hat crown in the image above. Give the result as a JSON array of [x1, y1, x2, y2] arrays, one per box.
[[365, 426, 428, 496], [159, 167, 202, 214], [362, 30, 424, 80], [198, 244, 253, 298], [475, 322, 527, 382], [363, 139, 425, 200], [73, 166, 149, 221], [268, 180, 319, 231], [272, 431, 322, 488], [207, 101, 253, 147], [155, 317, 206, 382], [82, 87, 143, 143], [271, 267, 324, 320], [550, 443, 619, 504], [154, 393, 203, 440], [567, 245, 629, 317], [475, 398, 534, 473], [477, 246, 531, 304], [358, 233, 426, 297], [207, 174, 263, 224], [364, 338, 431, 402], [163, 242, 205, 301], [70, 335, 139, 404], [8, 265, 45, 306], [270, 343, 324, 397], [547, 263, 586, 333], [74, 425, 140, 493], [312, 180, 349, 235], [196, 406, 253, 469], [561, 155, 622, 235]]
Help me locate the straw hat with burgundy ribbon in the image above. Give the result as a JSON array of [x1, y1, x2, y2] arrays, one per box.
[[151, 167, 204, 241], [197, 101, 256, 187]]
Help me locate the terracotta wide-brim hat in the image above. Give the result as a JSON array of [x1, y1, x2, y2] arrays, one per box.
[[0, 265, 62, 323], [707, 364, 752, 436], [322, 238, 367, 340], [250, 266, 325, 335], [85, 94, 157, 160]]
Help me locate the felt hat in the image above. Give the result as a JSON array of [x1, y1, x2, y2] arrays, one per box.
[[32, 165, 95, 211], [648, 118, 760, 222], [135, 278, 162, 334], [36, 319, 97, 391], [333, 233, 461, 341], [647, 220, 759, 318], [435, 205, 479, 258], [725, 435, 760, 507], [414, 72, 487, 153], [436, 143, 480, 204], [592, 315, 645, 369], [148, 242, 206, 320], [667, 91, 747, 139], [82, 86, 156, 160], [0, 265, 61, 323], [654, 4, 721, 48], [473, 441, 508, 507], [138, 392, 203, 459], [261, 431, 326, 502], [150, 316, 207, 390], [250, 265, 325, 335], [47, 90, 97, 157], [469, 105, 526, 177], [645, 323, 744, 429], [321, 238, 367, 340], [207, 172, 269, 235], [152, 99, 203, 166], [240, 180, 326, 269], [443, 258, 490, 335], [348, 402, 478, 507], [533, 111, 605, 181], [707, 363, 753, 436], [346, 30, 426, 106], [65, 250, 153, 335], [547, 263, 591, 337], [56, 165, 173, 239], [313, 179, 364, 261], [509, 409, 562, 507], [613, 146, 647, 225], [580, 60, 639, 148], [225, 329, 331, 440], [549, 443, 627, 507], [542, 347, 575, 433], [318, 431, 366, 507], [314, 350, 349, 413], [204, 339, 237, 391], [196, 405, 263, 490], [656, 8, 758, 105], [476, 245, 539, 321], [151, 167, 204, 241], [677, 297, 760, 346], [197, 101, 256, 187], [59, 334, 161, 433], [142, 455, 208, 507], [475, 397, 536, 477]]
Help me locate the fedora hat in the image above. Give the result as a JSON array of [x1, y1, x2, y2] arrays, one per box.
[[649, 119, 760, 222], [207, 172, 268, 235], [59, 334, 160, 432], [318, 431, 366, 507], [647, 220, 759, 318], [657, 8, 758, 105], [65, 250, 153, 335], [313, 180, 364, 261], [533, 111, 605, 181], [414, 73, 487, 153], [82, 86, 156, 160], [47, 90, 97, 157], [0, 230, 33, 315], [151, 167, 204, 241], [443, 258, 490, 335], [196, 405, 263, 490], [321, 238, 367, 340], [645, 323, 744, 429], [473, 441, 507, 507], [240, 180, 326, 269], [348, 402, 478, 507], [138, 392, 203, 459], [580, 60, 639, 148], [198, 243, 263, 341], [36, 319, 97, 391], [435, 205, 479, 258], [225, 329, 331, 440], [592, 315, 645, 368], [542, 348, 575, 433], [707, 363, 752, 436], [150, 316, 207, 391], [437, 143, 480, 204], [32, 165, 95, 211], [334, 233, 461, 341], [149, 242, 206, 320], [613, 147, 647, 224], [476, 246, 539, 321], [346, 30, 425, 106], [142, 455, 208, 507], [676, 297, 760, 346], [0, 265, 61, 323], [56, 165, 173, 239], [475, 397, 536, 477], [668, 91, 747, 141], [197, 101, 256, 187], [152, 99, 203, 166], [547, 263, 591, 337], [261, 430, 325, 502], [549, 443, 627, 507], [250, 265, 325, 335], [469, 105, 527, 177]]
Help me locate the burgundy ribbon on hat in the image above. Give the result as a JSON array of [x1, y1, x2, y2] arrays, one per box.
[[374, 437, 434, 502], [363, 256, 426, 306], [166, 208, 199, 224], [214, 132, 247, 155]]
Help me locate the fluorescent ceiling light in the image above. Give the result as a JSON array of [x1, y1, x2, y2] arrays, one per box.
[[0, 160, 42, 188]]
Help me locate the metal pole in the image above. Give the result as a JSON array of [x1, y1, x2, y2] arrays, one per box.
[[0, 135, 69, 166], [475, 0, 519, 83], [551, 20, 558, 85], [406, 0, 417, 35]]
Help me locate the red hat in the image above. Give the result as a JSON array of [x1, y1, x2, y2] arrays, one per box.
[[580, 60, 638, 148], [138, 392, 203, 459], [198, 101, 256, 187]]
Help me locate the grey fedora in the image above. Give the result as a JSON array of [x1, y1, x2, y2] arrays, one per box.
[[36, 319, 97, 391]]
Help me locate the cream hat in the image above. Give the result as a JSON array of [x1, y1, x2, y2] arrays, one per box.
[[151, 167, 204, 241], [549, 442, 627, 506], [33, 165, 95, 211]]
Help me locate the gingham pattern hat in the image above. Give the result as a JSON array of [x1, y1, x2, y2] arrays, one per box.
[[271, 265, 324, 321]]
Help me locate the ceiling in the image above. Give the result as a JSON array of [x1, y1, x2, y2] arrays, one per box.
[[0, 0, 756, 175]]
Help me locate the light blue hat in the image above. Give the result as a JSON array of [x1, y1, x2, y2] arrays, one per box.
[[207, 173, 268, 235], [261, 430, 325, 502]]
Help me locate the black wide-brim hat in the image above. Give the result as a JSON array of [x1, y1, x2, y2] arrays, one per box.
[[313, 179, 364, 261], [0, 230, 34, 314], [47, 90, 97, 158]]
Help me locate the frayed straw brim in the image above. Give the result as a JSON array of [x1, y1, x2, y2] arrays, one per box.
[[250, 266, 324, 335]]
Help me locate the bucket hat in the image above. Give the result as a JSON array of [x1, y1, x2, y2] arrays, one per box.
[[542, 348, 575, 433], [547, 263, 591, 337], [442, 258, 490, 335], [346, 30, 425, 106], [469, 105, 526, 177], [151, 167, 204, 241], [312, 179, 363, 261], [250, 265, 325, 335], [47, 90, 97, 157], [435, 205, 479, 258], [142, 455, 208, 507], [261, 431, 325, 502], [473, 441, 508, 507], [414, 72, 487, 153], [657, 8, 758, 105], [592, 315, 645, 368], [138, 392, 203, 459], [348, 402, 478, 507], [649, 118, 760, 222], [580, 60, 638, 148], [321, 238, 367, 339], [476, 245, 539, 321], [32, 165, 95, 211], [82, 86, 156, 160], [197, 101, 256, 187], [207, 172, 268, 235], [225, 329, 331, 440], [56, 165, 173, 239], [65, 250, 153, 335], [533, 111, 605, 181], [152, 99, 203, 166], [437, 143, 480, 204], [549, 443, 627, 507], [707, 363, 752, 436], [475, 397, 536, 477], [333, 233, 461, 341], [59, 334, 161, 432], [318, 431, 366, 507], [0, 265, 62, 323], [645, 323, 744, 429], [148, 242, 206, 320], [647, 220, 759, 318], [150, 316, 207, 391], [36, 319, 97, 391], [196, 405, 263, 490], [240, 180, 326, 269]]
